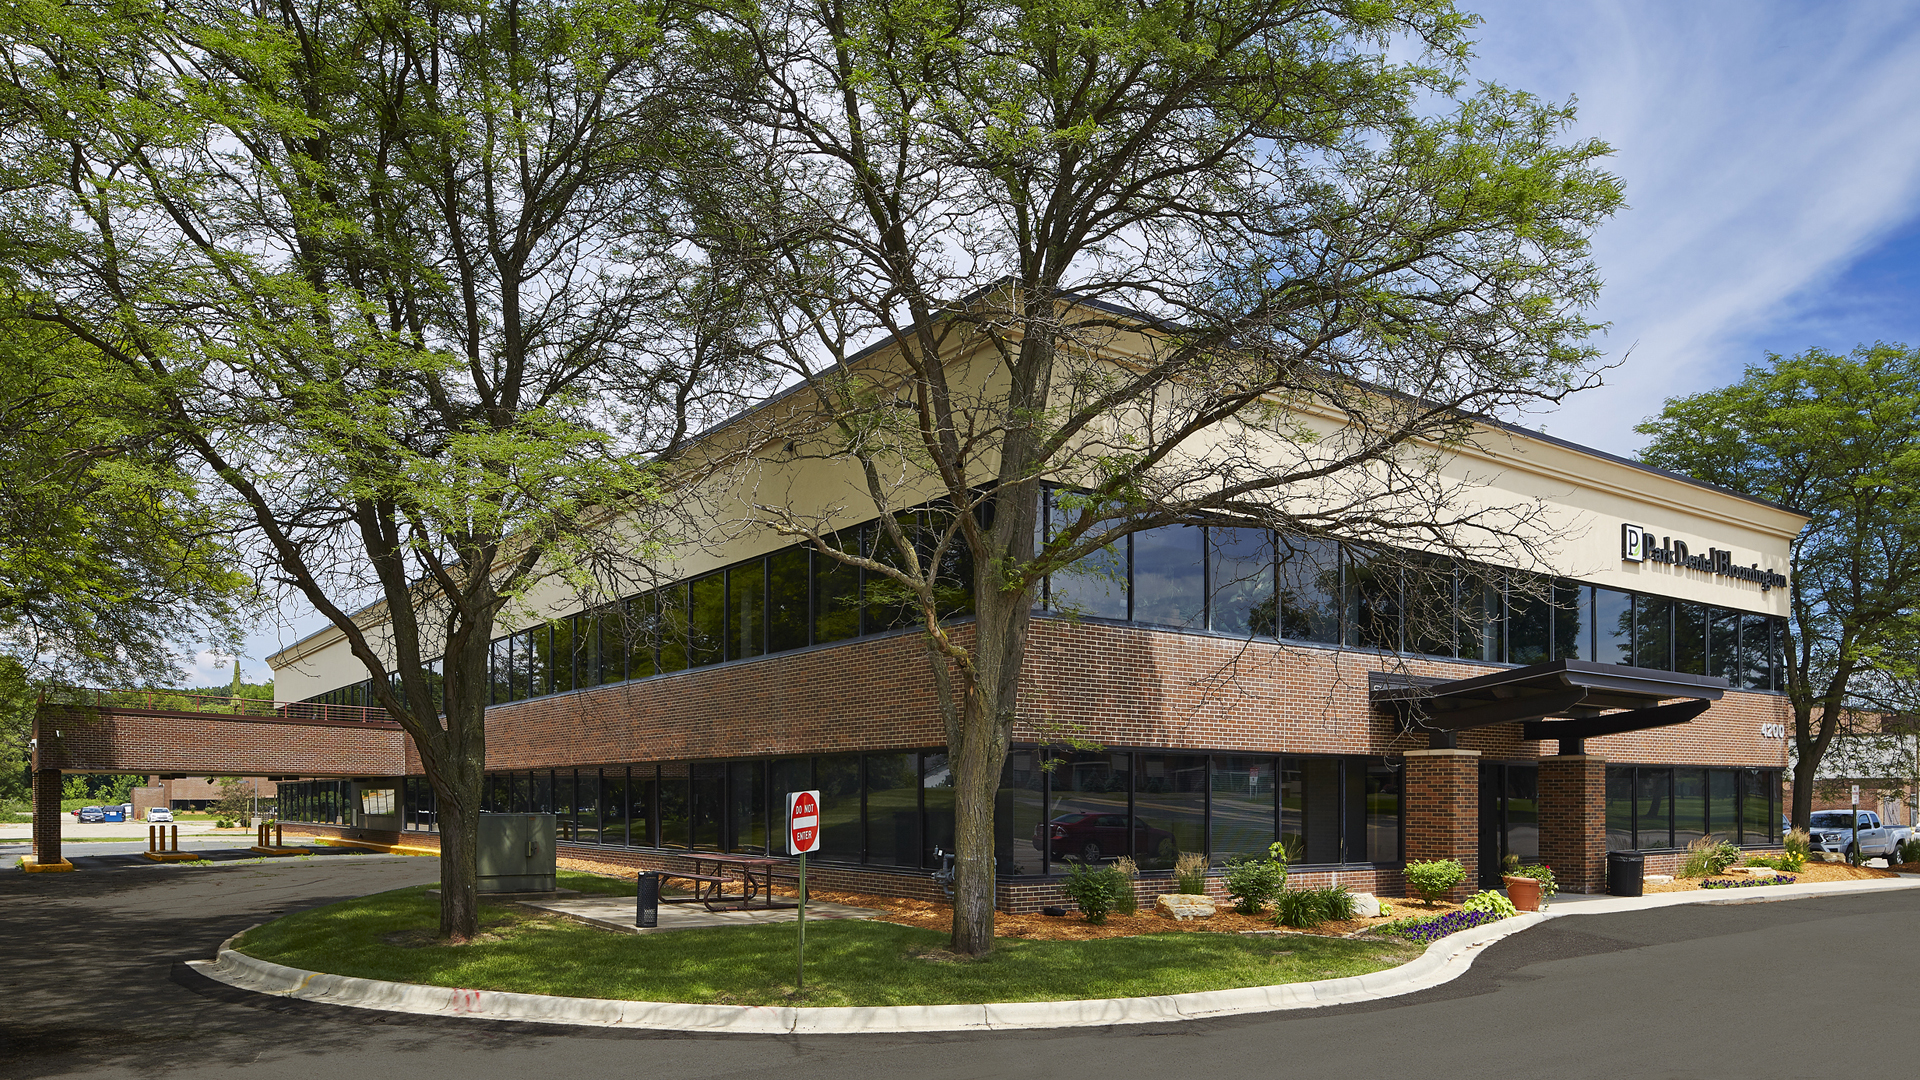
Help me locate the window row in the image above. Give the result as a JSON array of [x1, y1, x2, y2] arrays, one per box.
[[1605, 765, 1781, 851], [303, 503, 1789, 711], [995, 750, 1402, 876], [281, 747, 1406, 876]]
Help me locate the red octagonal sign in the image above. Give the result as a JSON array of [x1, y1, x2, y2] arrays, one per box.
[[788, 789, 821, 854]]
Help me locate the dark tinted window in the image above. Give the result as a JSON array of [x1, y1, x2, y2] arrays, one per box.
[[1595, 587, 1633, 665], [1208, 528, 1275, 637], [1046, 495, 1128, 620], [864, 753, 919, 866], [688, 573, 725, 667], [1635, 596, 1672, 669], [1402, 555, 1455, 658], [1709, 608, 1741, 686], [1635, 769, 1672, 849], [1277, 537, 1342, 644], [729, 560, 765, 660], [1135, 753, 1206, 870], [1674, 601, 1707, 675], [813, 530, 861, 643], [1345, 553, 1399, 652], [1210, 755, 1276, 863], [1507, 575, 1554, 665], [656, 585, 688, 673], [1457, 566, 1504, 663], [623, 594, 657, 680], [767, 547, 810, 653], [1740, 613, 1773, 690], [1132, 525, 1205, 628], [551, 619, 575, 693], [1673, 768, 1706, 848]]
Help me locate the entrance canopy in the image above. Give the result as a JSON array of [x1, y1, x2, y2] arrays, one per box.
[[1370, 660, 1727, 752]]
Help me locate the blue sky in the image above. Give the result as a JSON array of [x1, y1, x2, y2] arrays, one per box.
[[199, 1, 1920, 685], [1466, 0, 1920, 452]]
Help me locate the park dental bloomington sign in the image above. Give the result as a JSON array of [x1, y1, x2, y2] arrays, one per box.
[[1621, 524, 1788, 592]]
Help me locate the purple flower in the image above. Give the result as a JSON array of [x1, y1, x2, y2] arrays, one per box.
[[1383, 908, 1507, 944]]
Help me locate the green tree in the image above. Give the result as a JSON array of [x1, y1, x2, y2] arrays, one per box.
[[0, 310, 249, 686], [0, 0, 759, 939], [719, 0, 1621, 952], [1638, 344, 1920, 830]]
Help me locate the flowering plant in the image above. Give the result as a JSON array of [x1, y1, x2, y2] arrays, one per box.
[[1702, 875, 1795, 889], [1509, 862, 1556, 903], [1378, 908, 1506, 944]]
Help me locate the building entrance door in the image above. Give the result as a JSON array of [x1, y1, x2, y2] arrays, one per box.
[[1477, 762, 1541, 888]]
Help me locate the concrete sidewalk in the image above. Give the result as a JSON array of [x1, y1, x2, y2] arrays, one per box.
[[190, 873, 1920, 1035], [524, 893, 882, 933]]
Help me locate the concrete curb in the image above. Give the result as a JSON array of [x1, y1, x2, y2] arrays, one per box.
[[187, 875, 1920, 1034]]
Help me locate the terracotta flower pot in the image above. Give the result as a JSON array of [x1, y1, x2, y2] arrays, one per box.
[[1504, 875, 1543, 912]]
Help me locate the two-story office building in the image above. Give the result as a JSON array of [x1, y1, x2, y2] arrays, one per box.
[[269, 312, 1802, 906]]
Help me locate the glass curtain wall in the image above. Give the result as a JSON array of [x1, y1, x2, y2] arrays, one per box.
[[1604, 765, 1782, 850]]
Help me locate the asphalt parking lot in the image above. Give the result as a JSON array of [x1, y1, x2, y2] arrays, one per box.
[[3, 853, 1914, 1080]]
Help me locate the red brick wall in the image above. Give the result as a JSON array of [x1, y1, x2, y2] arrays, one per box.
[[33, 705, 404, 777], [426, 619, 1791, 773], [1402, 749, 1479, 901], [1540, 755, 1608, 893]]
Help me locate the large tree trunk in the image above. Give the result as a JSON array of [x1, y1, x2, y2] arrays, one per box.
[[436, 778, 481, 942], [947, 540, 1038, 955]]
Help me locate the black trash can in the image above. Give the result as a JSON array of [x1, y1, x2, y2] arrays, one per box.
[[636, 871, 659, 928], [1607, 850, 1645, 897]]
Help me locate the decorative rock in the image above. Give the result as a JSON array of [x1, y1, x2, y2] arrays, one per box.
[[1645, 874, 1674, 884], [1155, 893, 1216, 920], [1349, 892, 1381, 918]]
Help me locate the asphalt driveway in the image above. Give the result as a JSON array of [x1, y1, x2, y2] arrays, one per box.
[[3, 854, 1912, 1079]]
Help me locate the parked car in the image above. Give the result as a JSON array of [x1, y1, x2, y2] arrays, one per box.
[[146, 807, 173, 823], [1806, 810, 1911, 860], [1033, 811, 1178, 863], [76, 806, 105, 823]]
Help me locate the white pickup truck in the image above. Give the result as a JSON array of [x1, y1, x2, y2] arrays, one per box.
[[1806, 810, 1911, 861]]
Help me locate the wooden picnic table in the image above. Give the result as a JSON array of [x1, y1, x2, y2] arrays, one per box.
[[662, 854, 798, 912]]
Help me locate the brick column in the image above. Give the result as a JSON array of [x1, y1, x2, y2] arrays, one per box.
[[1540, 754, 1608, 894], [1403, 749, 1480, 902], [32, 768, 63, 865]]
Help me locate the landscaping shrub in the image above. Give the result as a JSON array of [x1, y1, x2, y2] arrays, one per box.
[[1223, 849, 1290, 914], [1173, 851, 1209, 895], [1377, 909, 1506, 944], [1783, 828, 1812, 866], [1272, 886, 1356, 929], [1462, 890, 1518, 918], [1273, 888, 1326, 929], [1680, 838, 1742, 878], [1747, 849, 1808, 873], [1063, 862, 1129, 924], [1896, 837, 1920, 865], [1111, 856, 1139, 915], [1404, 859, 1466, 904]]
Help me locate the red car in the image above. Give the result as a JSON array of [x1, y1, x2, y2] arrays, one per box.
[[1033, 812, 1177, 863]]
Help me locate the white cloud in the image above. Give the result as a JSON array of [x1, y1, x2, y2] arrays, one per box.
[[1464, 0, 1920, 454]]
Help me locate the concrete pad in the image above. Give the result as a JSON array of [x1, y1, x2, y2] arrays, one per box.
[[524, 893, 879, 933], [142, 851, 204, 863], [19, 855, 75, 872]]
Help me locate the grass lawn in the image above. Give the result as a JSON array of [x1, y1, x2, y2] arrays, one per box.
[[233, 874, 1423, 1007]]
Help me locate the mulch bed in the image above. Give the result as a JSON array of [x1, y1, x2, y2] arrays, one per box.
[[554, 854, 1450, 940], [1643, 860, 1901, 893]]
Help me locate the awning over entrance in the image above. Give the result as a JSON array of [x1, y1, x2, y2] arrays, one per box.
[[1369, 660, 1727, 752]]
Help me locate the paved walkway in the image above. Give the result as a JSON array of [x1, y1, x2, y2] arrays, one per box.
[[525, 894, 880, 933]]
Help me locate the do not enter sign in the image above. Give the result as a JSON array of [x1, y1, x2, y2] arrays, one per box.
[[788, 790, 822, 855]]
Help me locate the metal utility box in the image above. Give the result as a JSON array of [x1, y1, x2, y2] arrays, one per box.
[[477, 813, 557, 893]]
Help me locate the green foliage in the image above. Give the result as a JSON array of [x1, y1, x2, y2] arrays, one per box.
[[1062, 862, 1130, 924], [1896, 838, 1920, 865], [1111, 855, 1139, 915], [1173, 851, 1209, 895], [1273, 889, 1327, 930], [1223, 845, 1293, 915], [1511, 863, 1557, 903], [1680, 839, 1744, 878], [1405, 859, 1467, 904], [1272, 886, 1355, 929], [1463, 890, 1518, 917], [1639, 345, 1920, 793], [1783, 828, 1813, 867], [1747, 848, 1809, 873]]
